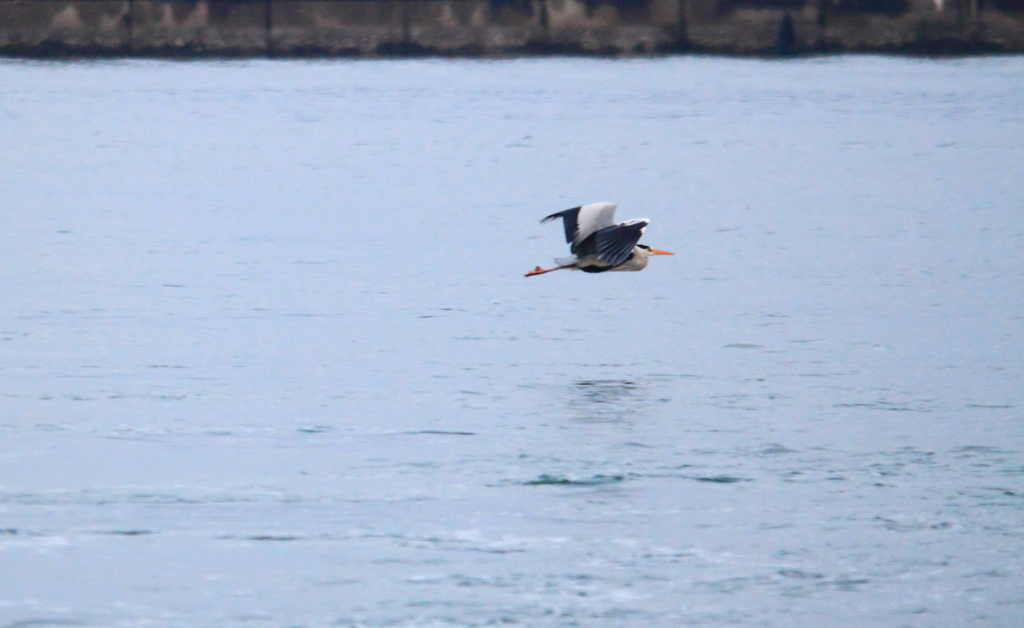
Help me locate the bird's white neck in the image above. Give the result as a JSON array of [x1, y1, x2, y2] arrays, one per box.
[[609, 248, 650, 272]]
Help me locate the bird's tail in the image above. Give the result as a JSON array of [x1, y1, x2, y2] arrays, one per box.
[[555, 255, 578, 267]]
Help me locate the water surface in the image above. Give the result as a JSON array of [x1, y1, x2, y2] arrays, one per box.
[[1, 57, 1022, 627]]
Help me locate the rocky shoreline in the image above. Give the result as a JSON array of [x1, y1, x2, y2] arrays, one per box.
[[2, 0, 1023, 57]]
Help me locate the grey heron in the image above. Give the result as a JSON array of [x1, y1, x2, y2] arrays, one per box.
[[526, 202, 673, 277]]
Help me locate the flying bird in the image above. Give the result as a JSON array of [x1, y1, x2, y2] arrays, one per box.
[[525, 202, 673, 277]]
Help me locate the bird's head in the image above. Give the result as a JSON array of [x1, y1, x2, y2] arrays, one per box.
[[636, 244, 675, 258]]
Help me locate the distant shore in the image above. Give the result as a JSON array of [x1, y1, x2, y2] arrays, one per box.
[[2, 0, 1023, 57]]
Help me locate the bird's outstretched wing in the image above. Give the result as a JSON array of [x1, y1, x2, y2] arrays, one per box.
[[542, 202, 618, 247], [595, 219, 648, 268]]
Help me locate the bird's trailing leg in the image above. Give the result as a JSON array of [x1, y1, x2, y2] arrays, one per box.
[[525, 265, 573, 277]]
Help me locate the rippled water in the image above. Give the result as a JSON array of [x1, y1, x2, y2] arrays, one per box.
[[1, 56, 1022, 627]]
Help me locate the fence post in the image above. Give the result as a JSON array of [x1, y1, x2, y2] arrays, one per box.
[[265, 0, 272, 53]]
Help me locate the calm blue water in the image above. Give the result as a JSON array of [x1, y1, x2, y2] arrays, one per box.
[[1, 56, 1022, 627]]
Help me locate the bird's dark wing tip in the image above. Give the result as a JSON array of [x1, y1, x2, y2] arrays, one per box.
[[540, 207, 582, 243], [541, 206, 579, 224]]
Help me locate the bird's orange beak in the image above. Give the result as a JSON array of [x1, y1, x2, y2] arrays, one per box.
[[648, 248, 674, 256]]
